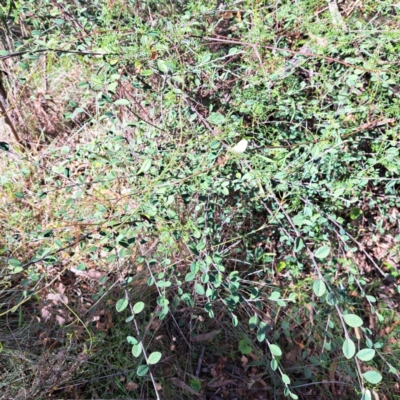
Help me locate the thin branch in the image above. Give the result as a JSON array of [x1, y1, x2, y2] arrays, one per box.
[[197, 35, 389, 73], [0, 48, 118, 61]]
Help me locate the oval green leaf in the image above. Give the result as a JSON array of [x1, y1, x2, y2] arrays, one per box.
[[157, 60, 176, 73], [269, 344, 282, 357], [141, 69, 153, 76], [8, 258, 22, 267], [232, 314, 238, 327], [314, 245, 331, 259], [313, 279, 326, 297], [195, 283, 205, 295], [133, 301, 145, 314], [139, 159, 152, 173], [137, 365, 149, 376], [147, 351, 162, 365], [114, 98, 130, 106], [356, 348, 376, 362], [116, 298, 128, 312], [249, 315, 259, 330], [127, 336, 138, 345], [343, 338, 356, 359], [343, 314, 363, 328], [132, 343, 142, 357], [362, 370, 382, 384], [269, 291, 280, 300], [281, 374, 291, 385], [207, 112, 225, 125]]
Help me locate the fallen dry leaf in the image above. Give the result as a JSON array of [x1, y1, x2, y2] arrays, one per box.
[[94, 310, 113, 331], [41, 307, 52, 322], [125, 381, 139, 391], [192, 329, 220, 343], [241, 355, 248, 368], [284, 343, 302, 364], [47, 292, 68, 305]]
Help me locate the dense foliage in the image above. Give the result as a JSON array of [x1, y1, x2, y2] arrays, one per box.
[[0, 0, 399, 399]]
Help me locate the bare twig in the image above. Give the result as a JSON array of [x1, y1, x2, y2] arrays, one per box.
[[195, 345, 205, 378], [197, 35, 389, 73]]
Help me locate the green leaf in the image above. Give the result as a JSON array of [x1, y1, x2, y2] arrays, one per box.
[[157, 60, 168, 73], [362, 371, 382, 384], [137, 365, 149, 376], [257, 327, 266, 342], [238, 339, 252, 355], [342, 338, 356, 359], [147, 351, 162, 365], [281, 374, 291, 385], [356, 348, 375, 362], [210, 140, 221, 149], [314, 245, 331, 259], [116, 298, 128, 312], [8, 258, 22, 267], [189, 378, 201, 392], [276, 261, 286, 272], [269, 291, 280, 300], [195, 283, 205, 295], [294, 237, 305, 252], [114, 98, 130, 106], [249, 315, 259, 330], [207, 112, 226, 125], [389, 366, 398, 375], [157, 60, 176, 73], [269, 344, 282, 357], [185, 272, 196, 282], [139, 159, 152, 173], [313, 279, 326, 297], [133, 301, 145, 314], [270, 359, 278, 371], [350, 207, 362, 220], [164, 61, 176, 71], [232, 314, 238, 326], [366, 295, 376, 303], [132, 343, 142, 357], [361, 389, 372, 400], [343, 314, 363, 328], [127, 336, 138, 345], [201, 53, 211, 63], [141, 69, 153, 76]]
